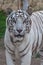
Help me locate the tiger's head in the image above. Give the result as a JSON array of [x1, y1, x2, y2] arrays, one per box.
[[6, 10, 32, 42]]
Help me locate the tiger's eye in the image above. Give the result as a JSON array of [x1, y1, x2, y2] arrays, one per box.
[[23, 19, 26, 24], [23, 19, 28, 24], [12, 18, 16, 23], [14, 20, 16, 23]]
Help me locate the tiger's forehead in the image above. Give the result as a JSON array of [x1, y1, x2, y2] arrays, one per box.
[[9, 10, 29, 20]]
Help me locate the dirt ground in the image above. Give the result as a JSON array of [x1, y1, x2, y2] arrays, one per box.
[[0, 48, 6, 65], [0, 48, 41, 65]]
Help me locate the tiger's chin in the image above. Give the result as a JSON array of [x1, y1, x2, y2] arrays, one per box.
[[16, 37, 24, 41]]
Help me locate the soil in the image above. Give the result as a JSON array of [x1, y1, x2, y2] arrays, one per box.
[[0, 48, 6, 65]]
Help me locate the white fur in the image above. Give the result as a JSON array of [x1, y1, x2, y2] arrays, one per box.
[[4, 11, 43, 65]]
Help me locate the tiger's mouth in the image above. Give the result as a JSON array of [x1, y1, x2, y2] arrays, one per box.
[[14, 34, 24, 38]]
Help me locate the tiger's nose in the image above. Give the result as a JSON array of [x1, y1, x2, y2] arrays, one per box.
[[17, 29, 22, 33]]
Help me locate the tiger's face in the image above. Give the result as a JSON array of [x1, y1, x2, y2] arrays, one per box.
[[6, 10, 31, 42]]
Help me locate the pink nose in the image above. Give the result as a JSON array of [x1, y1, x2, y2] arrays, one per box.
[[17, 29, 22, 33]]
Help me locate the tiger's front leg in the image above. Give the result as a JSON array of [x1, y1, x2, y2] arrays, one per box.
[[21, 46, 32, 65], [5, 50, 14, 65]]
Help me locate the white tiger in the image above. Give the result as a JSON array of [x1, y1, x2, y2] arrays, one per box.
[[4, 10, 43, 65]]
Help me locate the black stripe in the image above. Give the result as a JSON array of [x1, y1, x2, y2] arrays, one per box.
[[32, 40, 38, 54], [20, 45, 30, 58], [19, 42, 29, 53], [36, 12, 43, 23], [6, 44, 15, 54], [10, 36, 14, 43], [39, 11, 43, 15]]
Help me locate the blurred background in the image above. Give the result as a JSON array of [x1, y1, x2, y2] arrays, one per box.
[[0, 0, 43, 11], [0, 0, 43, 65]]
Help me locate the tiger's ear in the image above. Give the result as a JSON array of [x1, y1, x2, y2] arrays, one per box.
[[26, 7, 33, 15], [5, 8, 13, 27], [5, 8, 13, 16]]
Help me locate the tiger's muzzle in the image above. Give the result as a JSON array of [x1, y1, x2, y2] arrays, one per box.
[[14, 34, 24, 38]]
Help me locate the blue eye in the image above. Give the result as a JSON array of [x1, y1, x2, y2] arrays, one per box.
[[13, 20, 16, 23]]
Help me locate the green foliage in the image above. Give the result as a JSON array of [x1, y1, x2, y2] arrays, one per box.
[[0, 10, 6, 38], [35, 53, 40, 58]]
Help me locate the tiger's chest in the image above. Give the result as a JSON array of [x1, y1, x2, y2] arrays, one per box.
[[6, 34, 32, 65], [8, 42, 32, 65]]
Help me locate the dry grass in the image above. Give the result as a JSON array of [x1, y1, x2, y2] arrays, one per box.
[[30, 0, 43, 11]]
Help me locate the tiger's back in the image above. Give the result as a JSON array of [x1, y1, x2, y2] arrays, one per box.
[[31, 11, 43, 53]]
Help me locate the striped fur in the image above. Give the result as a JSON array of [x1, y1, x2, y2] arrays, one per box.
[[4, 10, 43, 65], [31, 11, 43, 54]]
